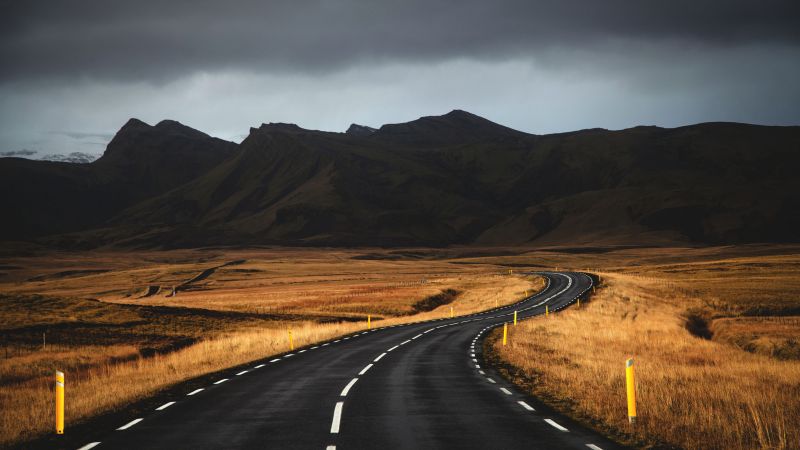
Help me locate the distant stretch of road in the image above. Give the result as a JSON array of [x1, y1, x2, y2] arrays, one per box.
[[74, 272, 624, 450]]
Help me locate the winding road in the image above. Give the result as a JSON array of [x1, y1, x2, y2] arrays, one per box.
[[74, 272, 624, 450]]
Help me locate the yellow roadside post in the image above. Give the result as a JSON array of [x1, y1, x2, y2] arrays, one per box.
[[626, 358, 637, 424], [577, 298, 581, 308], [502, 323, 508, 346], [367, 314, 371, 330], [450, 306, 454, 318], [513, 310, 517, 326], [55, 371, 64, 434], [545, 305, 549, 317], [495, 299, 498, 308], [288, 329, 294, 351]]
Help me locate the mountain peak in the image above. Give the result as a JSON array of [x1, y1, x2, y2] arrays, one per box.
[[374, 110, 528, 146], [346, 124, 377, 136]]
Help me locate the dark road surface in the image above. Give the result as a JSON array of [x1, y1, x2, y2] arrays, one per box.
[[73, 272, 625, 450]]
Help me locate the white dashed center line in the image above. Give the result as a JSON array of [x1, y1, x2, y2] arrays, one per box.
[[236, 370, 249, 376], [359, 364, 374, 375], [213, 378, 228, 385], [187, 388, 204, 396], [254, 364, 265, 369], [486, 378, 496, 384], [340, 378, 359, 397], [77, 443, 101, 450], [500, 388, 512, 395], [331, 402, 344, 433], [374, 352, 387, 362], [586, 444, 604, 450], [270, 358, 281, 363], [155, 401, 175, 411]]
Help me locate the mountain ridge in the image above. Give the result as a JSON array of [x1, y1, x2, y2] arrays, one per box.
[[1, 111, 798, 249]]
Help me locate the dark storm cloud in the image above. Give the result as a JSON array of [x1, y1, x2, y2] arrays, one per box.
[[2, 0, 799, 83]]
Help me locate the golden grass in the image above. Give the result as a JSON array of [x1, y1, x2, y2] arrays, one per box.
[[0, 247, 542, 446], [493, 262, 800, 450]]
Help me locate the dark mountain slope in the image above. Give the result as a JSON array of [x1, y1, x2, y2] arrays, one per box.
[[0, 119, 236, 240], [2, 112, 798, 248]]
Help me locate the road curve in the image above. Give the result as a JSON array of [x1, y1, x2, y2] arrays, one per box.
[[73, 272, 624, 450]]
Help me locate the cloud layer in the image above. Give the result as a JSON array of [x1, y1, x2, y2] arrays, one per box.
[[1, 0, 799, 155]]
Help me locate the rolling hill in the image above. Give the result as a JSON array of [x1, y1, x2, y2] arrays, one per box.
[[1, 110, 798, 248]]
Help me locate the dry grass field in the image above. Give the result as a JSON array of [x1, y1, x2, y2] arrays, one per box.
[[487, 245, 800, 450], [0, 247, 542, 446]]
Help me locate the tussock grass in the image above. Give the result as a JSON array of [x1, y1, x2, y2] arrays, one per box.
[[0, 247, 542, 446], [493, 268, 800, 450]]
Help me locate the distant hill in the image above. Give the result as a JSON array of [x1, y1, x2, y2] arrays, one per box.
[[1, 110, 798, 248]]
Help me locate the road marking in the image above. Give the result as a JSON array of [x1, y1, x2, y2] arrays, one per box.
[[155, 401, 175, 410], [470, 353, 476, 357], [331, 402, 344, 433], [327, 446, 336, 450], [374, 352, 387, 362], [270, 358, 281, 362], [322, 343, 330, 346], [472, 358, 478, 363], [412, 333, 423, 339], [117, 418, 143, 430], [586, 445, 604, 450], [359, 364, 373, 375], [500, 388, 512, 395], [400, 339, 411, 345], [236, 370, 249, 376], [479, 370, 485, 375], [486, 378, 496, 384], [299, 349, 307, 353], [312, 346, 319, 349], [214, 378, 228, 385], [517, 401, 535, 411], [284, 354, 294, 358], [254, 364, 265, 369], [388, 345, 399, 352], [77, 443, 101, 450], [343, 337, 350, 340], [545, 418, 569, 431], [334, 340, 340, 343], [340, 378, 358, 396], [187, 388, 204, 396]]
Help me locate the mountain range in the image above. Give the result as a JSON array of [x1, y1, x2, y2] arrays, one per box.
[[1, 110, 799, 249]]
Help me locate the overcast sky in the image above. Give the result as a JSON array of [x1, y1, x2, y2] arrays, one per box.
[[1, 0, 799, 157]]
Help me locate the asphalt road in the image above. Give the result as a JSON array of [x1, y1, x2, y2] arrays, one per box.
[[74, 272, 625, 450]]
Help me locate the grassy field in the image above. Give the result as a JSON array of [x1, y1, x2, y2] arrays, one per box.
[[0, 247, 542, 446], [486, 245, 800, 450]]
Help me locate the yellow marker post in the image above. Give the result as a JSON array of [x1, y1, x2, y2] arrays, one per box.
[[367, 314, 371, 330], [288, 329, 294, 351], [502, 322, 508, 346], [626, 358, 637, 424], [495, 299, 498, 308], [450, 306, 454, 318], [513, 310, 517, 326], [55, 371, 64, 434], [546, 305, 549, 317], [509, 269, 513, 274], [577, 298, 581, 308]]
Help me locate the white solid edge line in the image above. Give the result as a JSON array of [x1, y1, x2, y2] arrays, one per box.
[[374, 352, 387, 362], [517, 400, 535, 411], [187, 388, 204, 396], [77, 443, 101, 450], [116, 418, 143, 431], [586, 445, 604, 450], [359, 364, 373, 375], [500, 388, 512, 395], [213, 378, 228, 385], [236, 370, 249, 376], [340, 378, 359, 397], [331, 402, 344, 433], [545, 418, 569, 431], [155, 401, 175, 411]]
